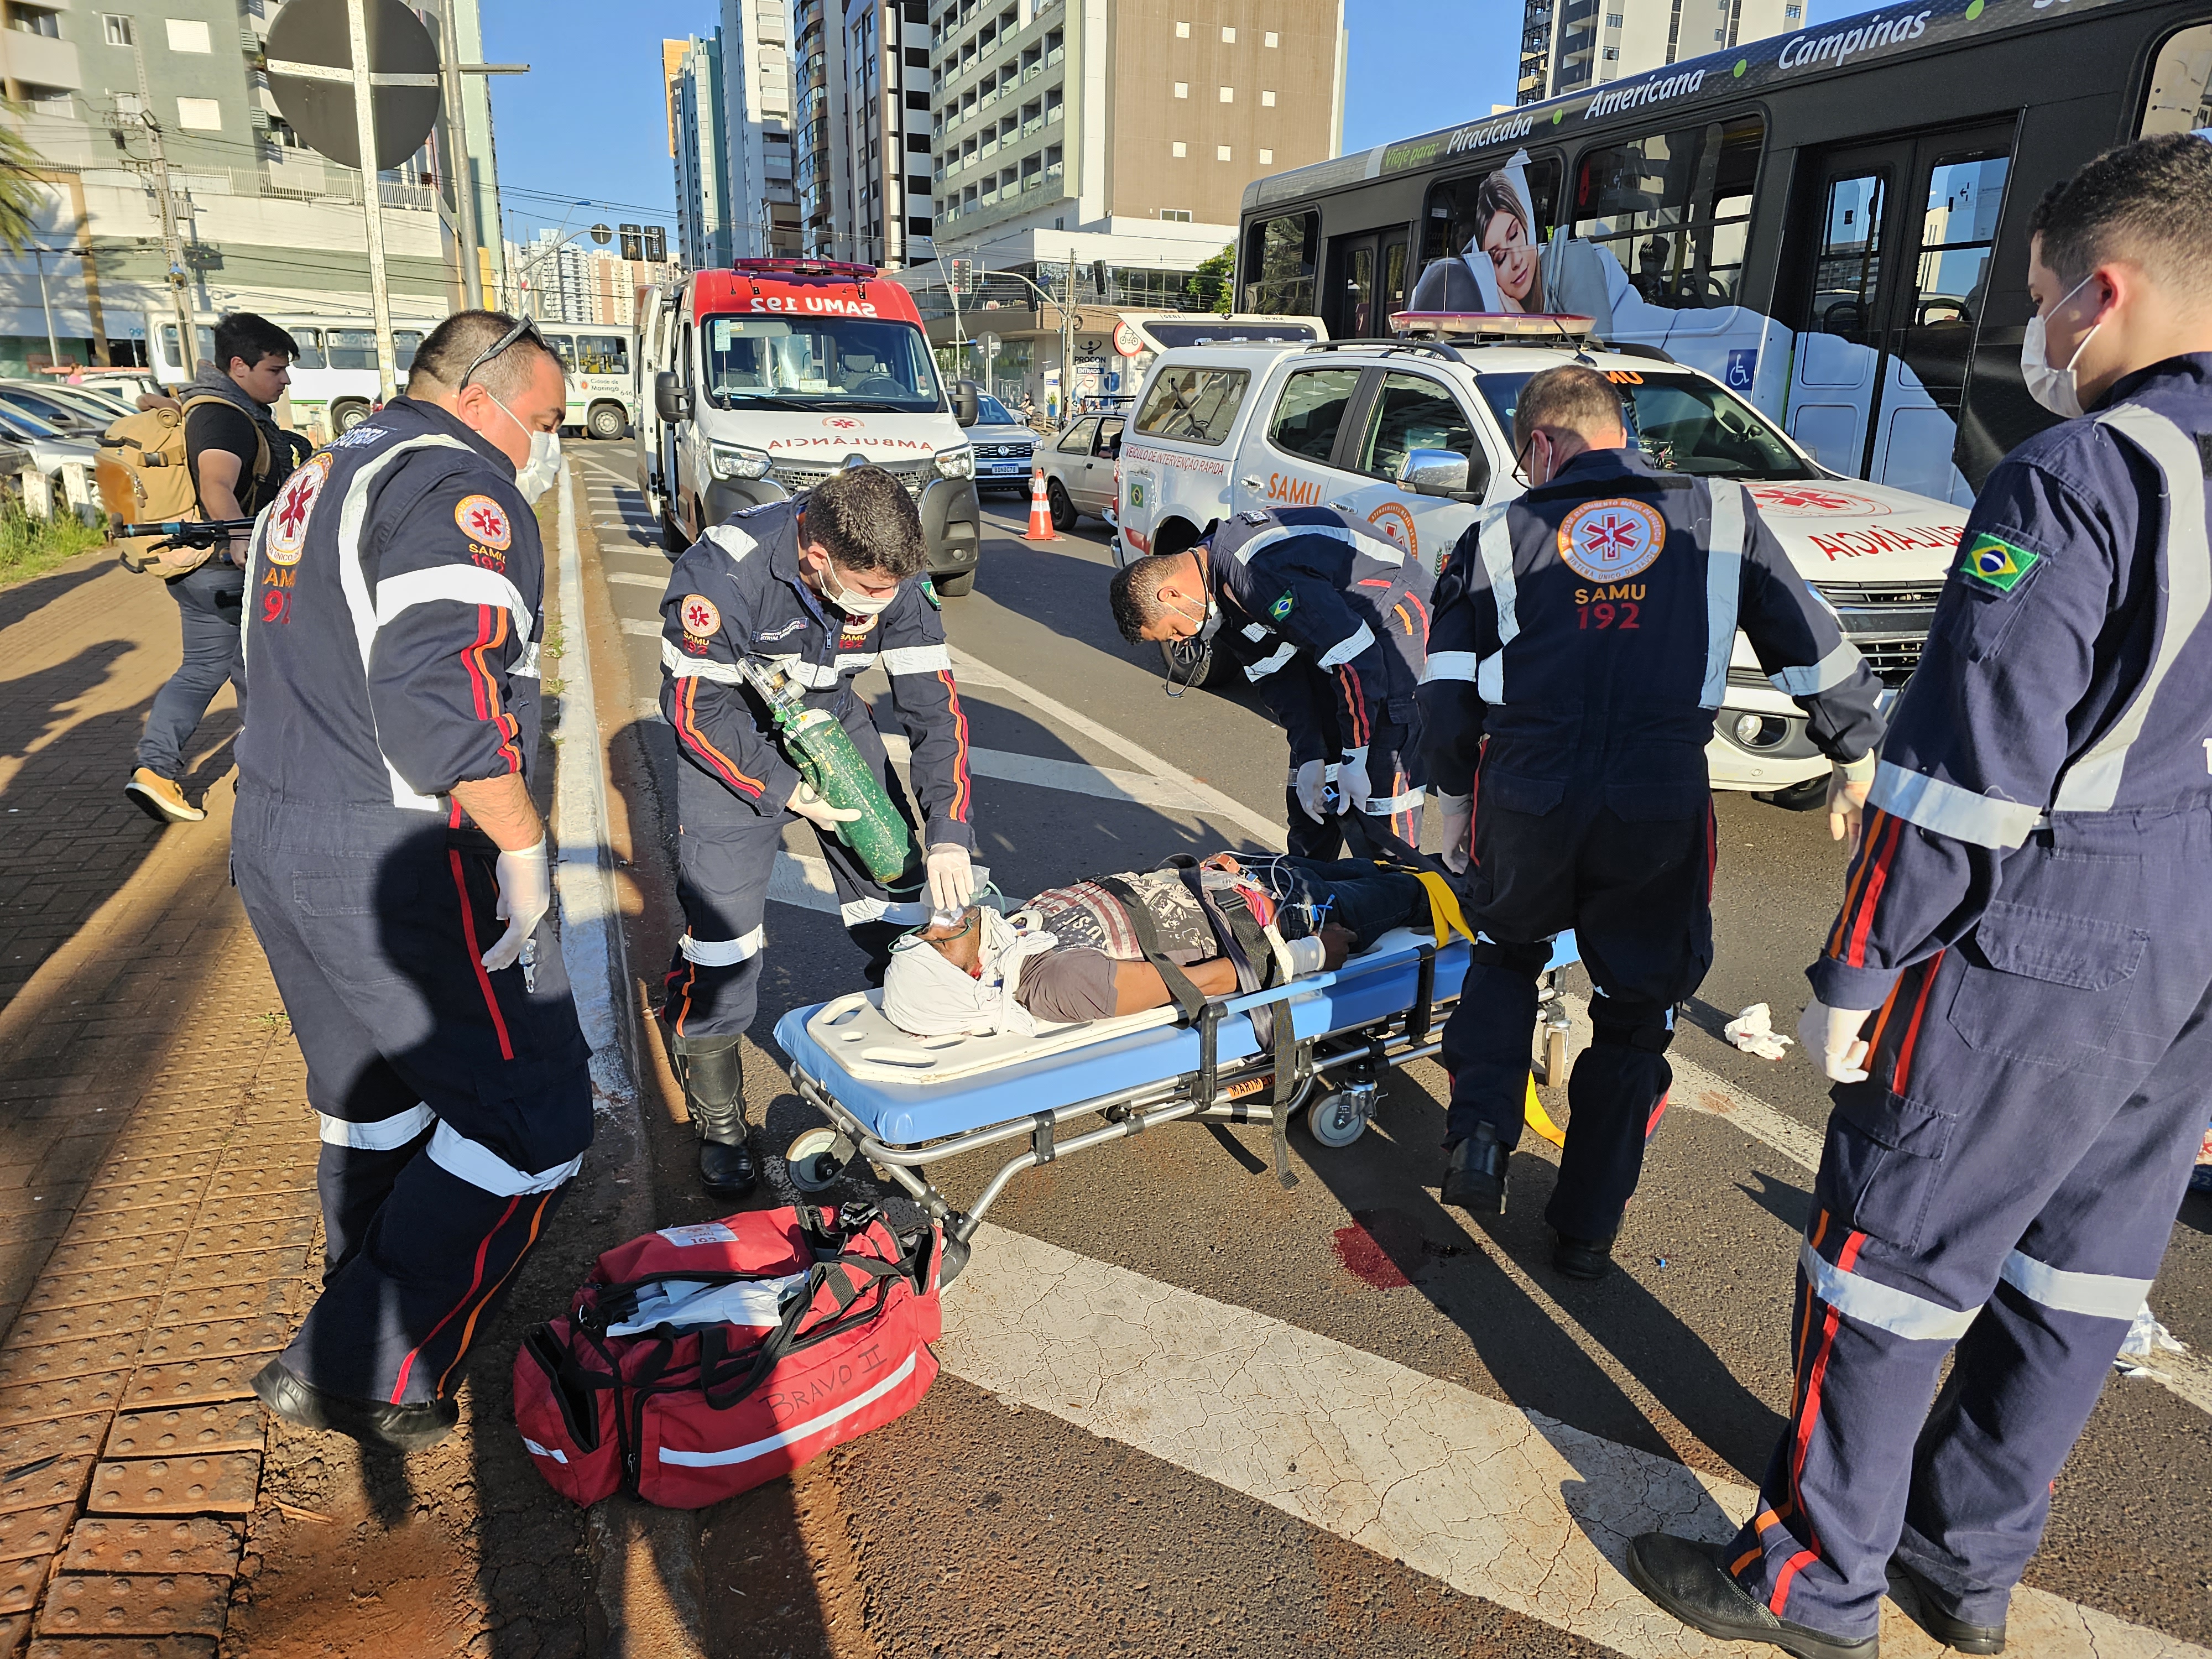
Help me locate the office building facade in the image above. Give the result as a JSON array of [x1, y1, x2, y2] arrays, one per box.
[[1517, 0, 1801, 102]]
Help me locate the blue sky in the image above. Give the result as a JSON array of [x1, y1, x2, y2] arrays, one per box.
[[483, 0, 1532, 245]]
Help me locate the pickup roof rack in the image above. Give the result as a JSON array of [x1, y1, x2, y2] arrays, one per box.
[[1300, 338, 1468, 366]]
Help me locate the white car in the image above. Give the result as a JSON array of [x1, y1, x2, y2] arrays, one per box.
[[1113, 325, 1966, 798]]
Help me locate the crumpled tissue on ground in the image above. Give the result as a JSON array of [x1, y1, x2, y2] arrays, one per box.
[[1723, 1002, 1795, 1061], [2114, 1302, 2187, 1380]]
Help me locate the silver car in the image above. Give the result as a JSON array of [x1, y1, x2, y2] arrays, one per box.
[[966, 392, 1040, 495], [1039, 409, 1125, 530], [0, 402, 101, 493]]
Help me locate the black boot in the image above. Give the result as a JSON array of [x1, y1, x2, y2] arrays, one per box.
[[1626, 1533, 1878, 1659], [675, 1037, 757, 1199], [1441, 1124, 1510, 1214], [1552, 1228, 1618, 1281], [1895, 1561, 2005, 1655]]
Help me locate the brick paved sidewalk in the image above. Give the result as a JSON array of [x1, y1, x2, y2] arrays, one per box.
[[0, 548, 322, 1656]]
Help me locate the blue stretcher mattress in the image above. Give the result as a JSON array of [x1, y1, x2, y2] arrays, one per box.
[[773, 930, 1578, 1149]]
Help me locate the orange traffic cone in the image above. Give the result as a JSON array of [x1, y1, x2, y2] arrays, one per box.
[[1022, 464, 1058, 542]]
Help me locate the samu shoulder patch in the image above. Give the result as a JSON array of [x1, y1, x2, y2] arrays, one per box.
[[1958, 532, 2039, 594]]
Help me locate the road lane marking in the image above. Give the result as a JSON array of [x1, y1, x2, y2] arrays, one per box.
[[949, 646, 1283, 849], [607, 572, 666, 589], [941, 1224, 2206, 1659], [874, 730, 1245, 817], [618, 618, 660, 637]]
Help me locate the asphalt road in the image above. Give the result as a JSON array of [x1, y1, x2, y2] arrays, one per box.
[[566, 442, 2212, 1659]]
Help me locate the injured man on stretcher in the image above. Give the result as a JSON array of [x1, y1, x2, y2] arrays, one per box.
[[880, 853, 1434, 1037]]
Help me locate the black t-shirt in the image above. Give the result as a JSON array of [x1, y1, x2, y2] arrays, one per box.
[[184, 400, 281, 515]]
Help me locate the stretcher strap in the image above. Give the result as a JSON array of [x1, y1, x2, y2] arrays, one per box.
[[1095, 874, 1209, 1025], [1412, 872, 1478, 949], [1269, 1013, 1299, 1192]]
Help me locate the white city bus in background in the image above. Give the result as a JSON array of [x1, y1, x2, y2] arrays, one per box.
[[147, 311, 429, 438], [534, 326, 637, 441]]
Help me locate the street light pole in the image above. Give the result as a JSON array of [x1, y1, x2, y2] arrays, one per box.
[[346, 0, 399, 401]]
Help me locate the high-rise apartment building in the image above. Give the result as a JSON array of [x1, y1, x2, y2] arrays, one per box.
[[785, 0, 933, 268], [1517, 0, 1800, 102], [724, 0, 801, 258], [670, 33, 732, 268], [932, 1, 1345, 249], [0, 0, 507, 374]]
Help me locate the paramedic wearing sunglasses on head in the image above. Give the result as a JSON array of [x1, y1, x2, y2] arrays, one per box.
[[1630, 132, 2212, 1659], [228, 311, 586, 1455], [1421, 363, 1884, 1284], [658, 463, 974, 1201], [1109, 505, 1433, 858]]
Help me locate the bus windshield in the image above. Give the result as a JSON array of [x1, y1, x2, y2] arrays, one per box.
[[700, 313, 943, 414], [1474, 370, 1817, 482]]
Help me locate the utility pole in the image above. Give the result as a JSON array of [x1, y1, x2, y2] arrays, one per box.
[[346, 0, 399, 401], [437, 0, 482, 309], [31, 248, 59, 371], [132, 42, 195, 378]]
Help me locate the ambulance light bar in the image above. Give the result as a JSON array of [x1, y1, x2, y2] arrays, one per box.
[[729, 257, 879, 280], [1389, 311, 1599, 343]]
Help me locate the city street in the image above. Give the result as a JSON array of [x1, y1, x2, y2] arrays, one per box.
[[562, 440, 2212, 1659]]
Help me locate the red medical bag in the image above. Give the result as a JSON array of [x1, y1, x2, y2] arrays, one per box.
[[513, 1203, 945, 1508]]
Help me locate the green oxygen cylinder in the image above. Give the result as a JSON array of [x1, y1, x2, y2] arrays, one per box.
[[736, 658, 917, 886]]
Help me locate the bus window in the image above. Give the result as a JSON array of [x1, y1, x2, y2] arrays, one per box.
[[1911, 152, 2007, 333], [161, 324, 217, 367], [325, 330, 375, 370], [541, 333, 578, 371], [576, 335, 630, 375], [289, 328, 326, 369], [1571, 116, 1764, 307], [1809, 173, 1887, 347], [395, 330, 422, 371], [2141, 23, 2212, 135], [1242, 210, 1318, 314], [1266, 367, 1360, 465], [1421, 156, 1562, 270]]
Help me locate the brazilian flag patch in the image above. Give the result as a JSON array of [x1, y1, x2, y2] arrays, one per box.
[[920, 575, 941, 610], [1269, 590, 1296, 622], [1959, 533, 2039, 593]]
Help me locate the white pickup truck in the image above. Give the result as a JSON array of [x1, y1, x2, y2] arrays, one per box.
[[1112, 327, 1963, 800]]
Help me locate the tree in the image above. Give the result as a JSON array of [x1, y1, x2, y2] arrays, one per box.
[[0, 111, 49, 253], [1183, 244, 1234, 315]]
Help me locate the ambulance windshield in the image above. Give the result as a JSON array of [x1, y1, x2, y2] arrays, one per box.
[[1475, 369, 1818, 482], [701, 314, 946, 414]]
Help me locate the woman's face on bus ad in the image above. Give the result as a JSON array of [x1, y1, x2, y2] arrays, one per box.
[[1484, 209, 1536, 307]]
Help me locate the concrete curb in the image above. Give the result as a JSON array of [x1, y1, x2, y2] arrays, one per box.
[[552, 458, 709, 1659]]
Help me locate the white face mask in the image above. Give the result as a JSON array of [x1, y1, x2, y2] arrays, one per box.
[[2020, 273, 2104, 420], [817, 556, 896, 617], [491, 392, 562, 503]]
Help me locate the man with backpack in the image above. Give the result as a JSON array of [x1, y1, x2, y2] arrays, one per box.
[[122, 312, 302, 824]]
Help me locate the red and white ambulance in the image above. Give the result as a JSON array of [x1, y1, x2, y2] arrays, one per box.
[[635, 259, 984, 593]]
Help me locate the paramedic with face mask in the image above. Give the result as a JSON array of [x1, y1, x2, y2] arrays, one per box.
[[1630, 133, 2212, 1659], [658, 463, 974, 1200], [228, 311, 583, 1455]]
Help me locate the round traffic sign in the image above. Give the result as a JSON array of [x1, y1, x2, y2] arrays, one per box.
[[264, 0, 441, 175], [590, 223, 614, 245]]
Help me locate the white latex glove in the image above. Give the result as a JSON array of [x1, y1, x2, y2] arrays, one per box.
[[1337, 747, 1371, 816], [482, 838, 551, 974], [926, 843, 974, 913], [1435, 791, 1473, 876], [1799, 1000, 1875, 1083], [787, 779, 862, 832], [1828, 766, 1872, 854], [1293, 759, 1329, 825]]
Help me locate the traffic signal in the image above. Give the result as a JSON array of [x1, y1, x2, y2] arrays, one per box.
[[619, 222, 644, 262], [643, 225, 667, 263], [948, 255, 976, 295], [1092, 259, 1112, 300]]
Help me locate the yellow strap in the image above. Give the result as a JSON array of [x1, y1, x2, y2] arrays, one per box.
[[1412, 870, 1479, 949], [1524, 1076, 1566, 1148]]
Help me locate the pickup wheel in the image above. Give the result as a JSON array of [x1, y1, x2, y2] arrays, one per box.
[[935, 570, 975, 598], [1047, 478, 1078, 532], [1159, 638, 1218, 690]]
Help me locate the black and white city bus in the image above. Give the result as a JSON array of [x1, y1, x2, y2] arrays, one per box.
[[1236, 0, 2211, 504]]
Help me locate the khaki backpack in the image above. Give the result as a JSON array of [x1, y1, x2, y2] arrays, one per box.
[[95, 395, 270, 575]]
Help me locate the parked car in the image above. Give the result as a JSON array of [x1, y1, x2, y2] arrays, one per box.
[[0, 384, 107, 439], [967, 393, 1040, 494], [13, 379, 138, 424], [1114, 321, 1967, 800], [0, 404, 101, 494], [1039, 410, 1125, 530]]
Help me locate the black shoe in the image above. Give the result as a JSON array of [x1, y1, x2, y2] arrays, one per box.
[[251, 1358, 458, 1454], [1552, 1229, 1616, 1281], [1895, 1561, 2005, 1654], [1626, 1533, 1878, 1659], [1441, 1126, 1510, 1214], [675, 1037, 757, 1200]]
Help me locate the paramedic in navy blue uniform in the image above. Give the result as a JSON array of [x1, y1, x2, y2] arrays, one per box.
[[1630, 134, 2212, 1659], [1108, 505, 1433, 856], [1422, 364, 1884, 1282], [658, 463, 974, 1199], [229, 312, 584, 1455]]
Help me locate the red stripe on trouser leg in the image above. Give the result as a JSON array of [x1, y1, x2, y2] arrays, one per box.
[[1645, 1090, 1670, 1137], [389, 1193, 521, 1403], [1770, 1548, 1821, 1616], [448, 850, 515, 1060]]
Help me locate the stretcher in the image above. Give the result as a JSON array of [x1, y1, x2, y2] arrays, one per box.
[[771, 925, 1579, 1283]]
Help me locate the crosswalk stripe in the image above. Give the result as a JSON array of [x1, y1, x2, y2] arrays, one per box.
[[874, 731, 1245, 817], [941, 1224, 2206, 1659], [618, 618, 660, 637], [608, 571, 665, 588]]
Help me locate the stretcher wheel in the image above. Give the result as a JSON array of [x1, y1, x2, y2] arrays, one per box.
[[1307, 1088, 1370, 1149], [786, 1127, 854, 1192], [1540, 1027, 1570, 1088]]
